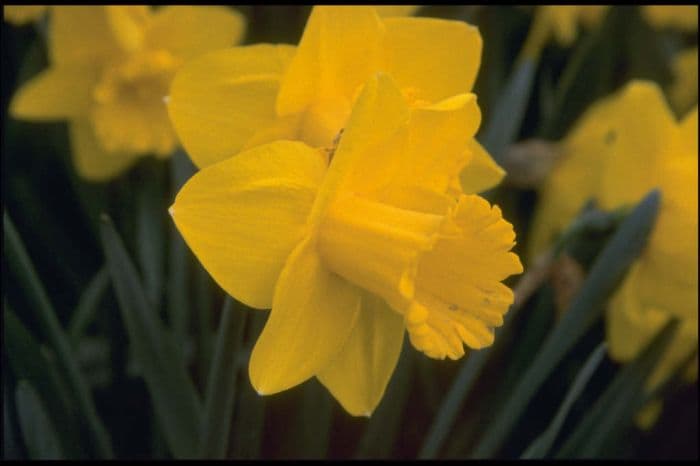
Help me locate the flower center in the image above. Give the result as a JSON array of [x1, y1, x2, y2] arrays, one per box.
[[317, 193, 522, 360], [91, 49, 182, 154], [94, 50, 180, 105]]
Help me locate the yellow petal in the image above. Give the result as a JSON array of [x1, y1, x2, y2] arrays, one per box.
[[407, 194, 523, 359], [145, 6, 246, 61], [4, 5, 47, 25], [345, 92, 480, 201], [642, 5, 698, 31], [598, 82, 678, 210], [636, 154, 698, 320], [69, 120, 138, 181], [459, 139, 506, 194], [528, 81, 677, 259], [50, 6, 123, 64], [277, 6, 384, 115], [669, 48, 698, 115], [382, 16, 482, 102], [10, 65, 97, 120], [373, 5, 421, 18], [105, 6, 150, 52], [391, 94, 482, 194], [680, 106, 698, 155], [92, 97, 176, 156], [635, 399, 663, 430], [607, 266, 698, 390], [171, 141, 326, 309], [168, 45, 296, 168], [317, 292, 405, 416], [310, 73, 409, 225], [249, 237, 362, 394]]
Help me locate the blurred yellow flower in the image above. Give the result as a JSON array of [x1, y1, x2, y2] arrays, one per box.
[[10, 6, 245, 181], [669, 47, 698, 115], [373, 5, 421, 18], [642, 5, 698, 31], [520, 5, 608, 60], [3, 5, 47, 25], [170, 74, 522, 416], [168, 5, 504, 193], [530, 81, 698, 424]]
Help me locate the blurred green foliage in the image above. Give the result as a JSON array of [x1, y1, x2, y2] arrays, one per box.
[[2, 5, 697, 460]]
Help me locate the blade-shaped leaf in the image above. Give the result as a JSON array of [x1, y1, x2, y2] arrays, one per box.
[[67, 267, 110, 343], [555, 320, 680, 458], [15, 380, 64, 459], [230, 312, 267, 459], [99, 215, 201, 459], [419, 348, 490, 459], [480, 58, 538, 165], [198, 297, 247, 459], [3, 212, 113, 458], [355, 341, 413, 459], [521, 342, 607, 458], [136, 162, 166, 310], [167, 149, 196, 342], [471, 189, 661, 458]]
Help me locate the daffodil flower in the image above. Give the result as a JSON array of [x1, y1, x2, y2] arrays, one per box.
[[170, 74, 522, 416], [519, 6, 609, 61], [3, 5, 48, 25], [168, 5, 504, 193], [642, 5, 698, 31], [10, 6, 245, 180], [669, 47, 698, 115], [530, 81, 698, 425]]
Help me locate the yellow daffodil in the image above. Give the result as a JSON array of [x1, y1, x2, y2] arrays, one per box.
[[519, 6, 609, 60], [529, 81, 698, 426], [168, 5, 504, 193], [669, 47, 698, 115], [10, 6, 245, 181], [642, 5, 698, 31], [373, 5, 421, 18], [3, 5, 48, 25], [170, 74, 522, 416]]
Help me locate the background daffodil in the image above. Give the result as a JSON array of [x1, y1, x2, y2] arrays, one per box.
[[170, 74, 522, 416], [517, 5, 608, 61], [10, 5, 245, 181], [642, 5, 698, 32], [3, 5, 48, 25], [529, 81, 698, 425], [669, 47, 698, 115], [168, 5, 504, 193]]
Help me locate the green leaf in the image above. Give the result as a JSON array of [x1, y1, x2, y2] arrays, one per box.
[[4, 382, 22, 460], [537, 16, 604, 139], [471, 189, 661, 458], [230, 312, 267, 459], [15, 380, 65, 459], [195, 264, 214, 388], [3, 306, 84, 458], [3, 212, 113, 458], [99, 215, 202, 459], [167, 149, 196, 342], [67, 267, 110, 343], [419, 348, 490, 459], [355, 341, 413, 459], [198, 297, 247, 459], [555, 320, 680, 458], [136, 161, 166, 310], [294, 379, 334, 459], [521, 342, 607, 458], [480, 58, 538, 165]]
